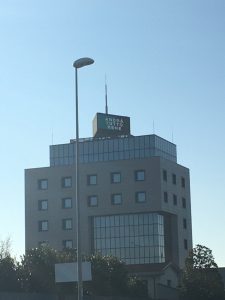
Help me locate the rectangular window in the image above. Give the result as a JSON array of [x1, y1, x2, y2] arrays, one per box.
[[135, 170, 145, 181], [181, 177, 186, 188], [173, 194, 177, 206], [38, 241, 49, 247], [87, 174, 97, 185], [111, 172, 121, 183], [38, 220, 48, 232], [182, 197, 186, 208], [111, 194, 122, 205], [62, 218, 72, 230], [163, 170, 167, 182], [172, 174, 176, 185], [184, 239, 188, 250], [183, 218, 187, 229], [62, 198, 72, 209], [38, 179, 48, 190], [164, 192, 168, 203], [62, 240, 73, 249], [136, 191, 146, 203], [88, 195, 98, 207], [62, 176, 72, 188], [38, 199, 48, 211]]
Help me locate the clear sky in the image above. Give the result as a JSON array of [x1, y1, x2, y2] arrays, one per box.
[[0, 0, 225, 265]]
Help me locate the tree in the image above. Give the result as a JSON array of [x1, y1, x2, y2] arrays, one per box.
[[0, 255, 20, 292], [85, 253, 148, 297], [180, 244, 225, 300], [16, 246, 148, 297], [0, 237, 20, 292], [126, 276, 148, 298], [19, 246, 58, 293], [85, 254, 128, 296]]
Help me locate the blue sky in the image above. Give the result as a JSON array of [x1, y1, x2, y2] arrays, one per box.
[[0, 0, 225, 265]]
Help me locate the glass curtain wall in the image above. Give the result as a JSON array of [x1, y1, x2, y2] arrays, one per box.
[[93, 213, 165, 265]]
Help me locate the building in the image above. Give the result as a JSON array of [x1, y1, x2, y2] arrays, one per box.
[[25, 112, 192, 298]]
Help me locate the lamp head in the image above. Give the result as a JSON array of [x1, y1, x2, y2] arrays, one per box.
[[73, 57, 94, 69]]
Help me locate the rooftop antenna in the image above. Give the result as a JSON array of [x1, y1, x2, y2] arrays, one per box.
[[51, 129, 54, 145], [153, 120, 155, 134], [105, 74, 108, 114]]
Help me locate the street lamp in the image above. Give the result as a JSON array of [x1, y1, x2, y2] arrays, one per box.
[[73, 57, 94, 300]]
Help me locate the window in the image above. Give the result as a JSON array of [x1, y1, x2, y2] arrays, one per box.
[[38, 199, 48, 211], [88, 195, 98, 207], [163, 170, 167, 182], [62, 218, 72, 230], [63, 240, 73, 249], [184, 239, 188, 250], [111, 172, 121, 183], [135, 170, 145, 181], [181, 177, 185, 188], [136, 191, 146, 203], [38, 241, 49, 247], [93, 213, 165, 265], [183, 218, 187, 229], [173, 194, 177, 206], [87, 174, 97, 185], [38, 179, 48, 190], [62, 176, 72, 188], [38, 220, 48, 232], [172, 174, 176, 185], [111, 193, 122, 205], [164, 192, 168, 203], [62, 198, 72, 209], [182, 197, 186, 208], [167, 280, 171, 287]]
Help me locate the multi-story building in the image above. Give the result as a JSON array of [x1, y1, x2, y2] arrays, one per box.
[[25, 112, 192, 298]]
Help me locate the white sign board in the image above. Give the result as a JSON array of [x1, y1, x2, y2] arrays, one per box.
[[55, 262, 92, 283]]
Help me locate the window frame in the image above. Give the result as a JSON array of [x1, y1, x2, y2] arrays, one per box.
[[181, 177, 186, 188], [62, 197, 72, 209], [172, 174, 176, 185], [184, 239, 188, 250], [38, 179, 48, 190], [135, 191, 146, 203], [62, 218, 73, 230], [38, 220, 48, 232], [88, 195, 98, 207], [182, 197, 186, 208], [163, 191, 168, 203], [135, 170, 145, 181], [38, 199, 48, 211], [38, 241, 49, 247], [173, 194, 177, 206], [183, 218, 187, 229], [87, 174, 97, 185], [111, 193, 122, 205], [111, 172, 121, 184], [62, 239, 73, 249], [62, 176, 72, 188], [163, 169, 167, 182]]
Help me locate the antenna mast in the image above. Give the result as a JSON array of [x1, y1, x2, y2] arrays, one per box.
[[105, 75, 108, 114]]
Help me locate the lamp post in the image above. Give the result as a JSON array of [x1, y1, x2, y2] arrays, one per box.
[[73, 57, 94, 300]]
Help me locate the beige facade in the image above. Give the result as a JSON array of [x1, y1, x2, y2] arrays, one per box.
[[25, 156, 191, 267], [25, 118, 192, 296]]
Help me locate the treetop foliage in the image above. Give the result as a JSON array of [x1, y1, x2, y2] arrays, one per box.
[[0, 242, 147, 297], [186, 244, 218, 270], [180, 244, 225, 300]]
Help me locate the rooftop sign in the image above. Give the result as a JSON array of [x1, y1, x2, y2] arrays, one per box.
[[93, 113, 130, 138]]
